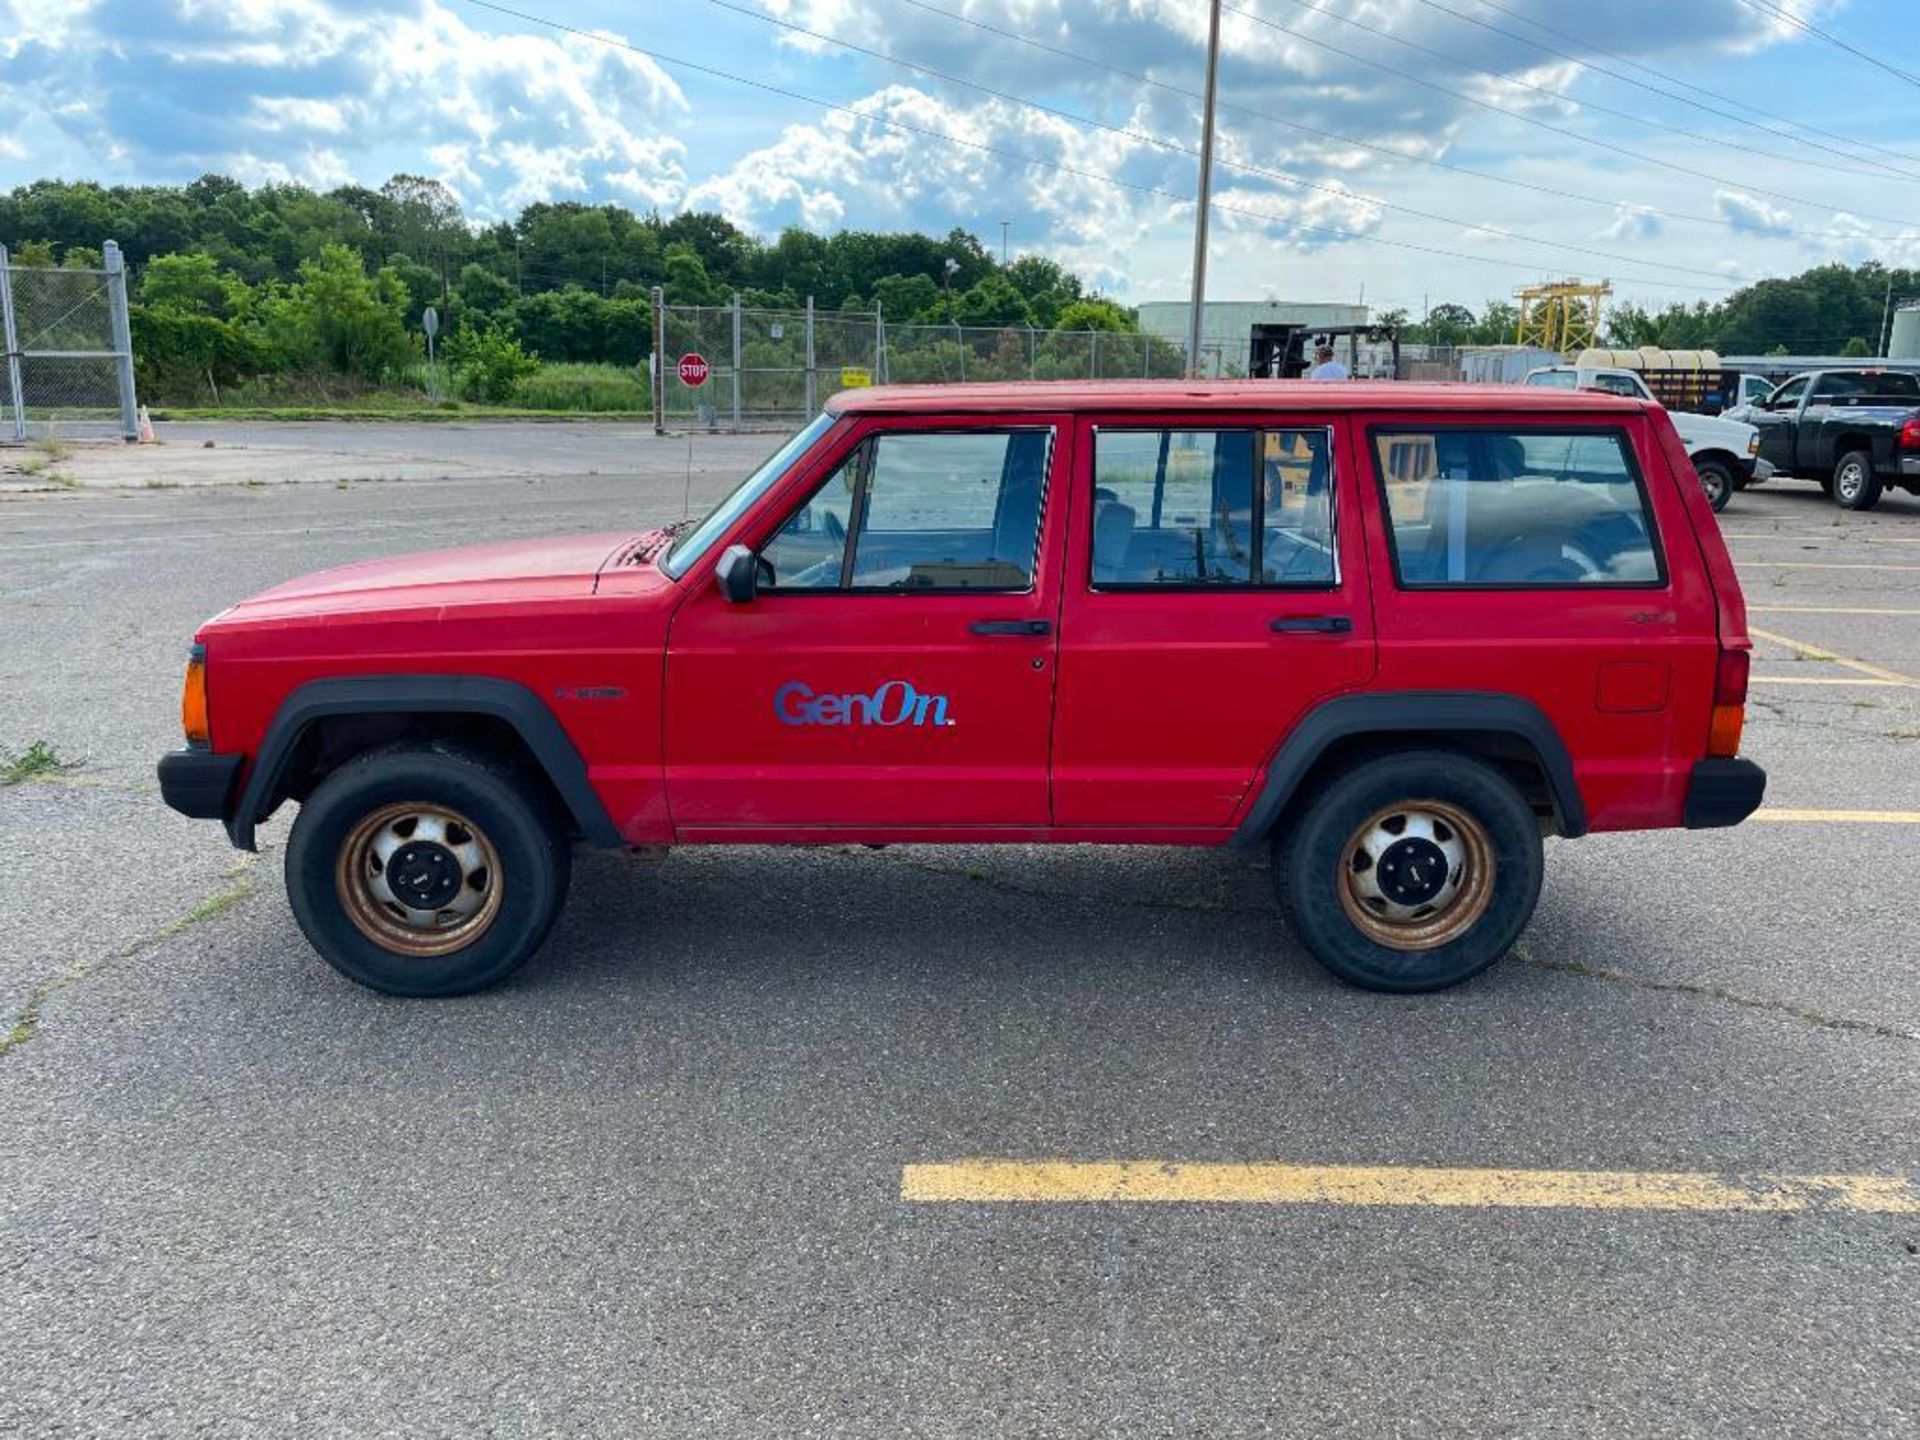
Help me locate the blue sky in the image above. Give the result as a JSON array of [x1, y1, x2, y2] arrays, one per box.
[[3, 1, 1918, 316]]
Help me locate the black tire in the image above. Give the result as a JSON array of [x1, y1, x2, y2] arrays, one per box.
[[1832, 450, 1882, 511], [1273, 750, 1544, 994], [1695, 459, 1735, 513], [286, 743, 571, 997]]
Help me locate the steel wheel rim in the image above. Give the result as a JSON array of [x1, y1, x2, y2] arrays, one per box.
[[1336, 799, 1496, 951], [1837, 463, 1864, 500], [336, 801, 502, 957], [1699, 466, 1728, 506]]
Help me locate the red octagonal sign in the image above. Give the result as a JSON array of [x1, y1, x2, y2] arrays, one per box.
[[677, 352, 710, 387]]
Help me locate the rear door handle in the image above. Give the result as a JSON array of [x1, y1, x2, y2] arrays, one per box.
[[1270, 615, 1353, 634], [970, 618, 1052, 636]]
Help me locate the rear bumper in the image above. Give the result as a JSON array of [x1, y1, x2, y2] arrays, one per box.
[[158, 747, 242, 821], [1683, 758, 1767, 829]]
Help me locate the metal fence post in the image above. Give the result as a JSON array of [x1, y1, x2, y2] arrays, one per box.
[[102, 241, 139, 441], [954, 321, 965, 382], [874, 304, 885, 384], [804, 295, 816, 415], [1091, 329, 1100, 380], [1029, 326, 1037, 381], [730, 292, 742, 428], [650, 286, 666, 434], [0, 245, 26, 442]]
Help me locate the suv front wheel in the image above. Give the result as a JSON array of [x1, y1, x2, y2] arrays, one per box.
[[1274, 750, 1544, 993], [286, 743, 572, 997]]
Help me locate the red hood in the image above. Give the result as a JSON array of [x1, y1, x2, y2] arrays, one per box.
[[223, 530, 646, 620]]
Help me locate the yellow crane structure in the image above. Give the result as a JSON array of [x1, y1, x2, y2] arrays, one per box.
[[1514, 279, 1612, 353]]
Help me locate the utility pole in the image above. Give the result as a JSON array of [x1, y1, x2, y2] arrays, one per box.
[[1880, 272, 1896, 357], [1185, 0, 1223, 378], [1000, 220, 1010, 265]]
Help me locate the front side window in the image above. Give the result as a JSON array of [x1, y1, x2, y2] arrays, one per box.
[[1372, 427, 1661, 587], [759, 428, 1051, 592], [1767, 377, 1809, 409], [1091, 427, 1334, 587]]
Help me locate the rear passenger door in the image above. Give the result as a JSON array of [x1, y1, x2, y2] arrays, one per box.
[[1050, 413, 1377, 829], [1361, 415, 1719, 828]]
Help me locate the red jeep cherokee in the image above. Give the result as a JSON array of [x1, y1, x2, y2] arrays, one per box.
[[159, 382, 1765, 997]]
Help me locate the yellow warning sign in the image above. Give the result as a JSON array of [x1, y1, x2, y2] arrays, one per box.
[[840, 366, 873, 389]]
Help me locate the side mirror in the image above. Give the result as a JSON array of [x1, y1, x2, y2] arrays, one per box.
[[716, 544, 759, 603]]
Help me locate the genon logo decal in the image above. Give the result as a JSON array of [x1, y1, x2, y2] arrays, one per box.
[[775, 680, 954, 728]]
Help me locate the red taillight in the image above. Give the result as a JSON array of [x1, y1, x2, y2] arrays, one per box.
[[1899, 417, 1920, 450], [1709, 648, 1749, 757], [1715, 648, 1750, 705]]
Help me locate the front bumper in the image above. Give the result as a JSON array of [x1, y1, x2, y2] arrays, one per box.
[[1746, 457, 1774, 484], [158, 747, 242, 821], [1683, 758, 1767, 829]]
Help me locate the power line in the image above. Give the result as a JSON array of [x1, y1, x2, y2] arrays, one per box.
[[1256, 0, 1914, 185], [1403, 0, 1920, 179], [709, 0, 1743, 283], [890, 0, 1899, 247], [1219, 0, 1920, 230], [1732, 0, 1920, 92], [450, 0, 1742, 295], [1457, 0, 1920, 170]]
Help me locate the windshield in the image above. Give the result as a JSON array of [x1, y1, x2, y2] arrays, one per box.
[[661, 413, 837, 580]]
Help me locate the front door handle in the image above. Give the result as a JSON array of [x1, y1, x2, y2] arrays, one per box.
[[971, 619, 1052, 636], [1270, 615, 1353, 634]]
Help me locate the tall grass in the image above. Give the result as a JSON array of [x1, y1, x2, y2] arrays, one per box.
[[512, 363, 648, 413]]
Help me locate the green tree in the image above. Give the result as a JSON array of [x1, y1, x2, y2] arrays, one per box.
[[1840, 335, 1872, 356], [278, 244, 417, 381]]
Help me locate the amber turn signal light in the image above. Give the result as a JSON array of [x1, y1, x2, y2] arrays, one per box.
[[1707, 648, 1749, 757], [181, 649, 210, 745]]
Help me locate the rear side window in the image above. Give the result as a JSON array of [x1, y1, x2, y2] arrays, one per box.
[[1371, 428, 1661, 588], [1091, 427, 1335, 587], [1811, 371, 1920, 401]]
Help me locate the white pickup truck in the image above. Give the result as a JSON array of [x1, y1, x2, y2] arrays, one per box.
[[1523, 365, 1767, 512]]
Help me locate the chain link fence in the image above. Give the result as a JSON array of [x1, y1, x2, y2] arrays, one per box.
[[653, 296, 1190, 432], [1, 242, 140, 443]]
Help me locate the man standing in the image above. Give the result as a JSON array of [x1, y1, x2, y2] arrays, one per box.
[[1307, 342, 1349, 380]]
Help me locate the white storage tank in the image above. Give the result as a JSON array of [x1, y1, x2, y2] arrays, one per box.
[[1573, 347, 1721, 371], [1891, 304, 1920, 360]]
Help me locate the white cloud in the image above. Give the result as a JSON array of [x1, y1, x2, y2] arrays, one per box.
[[1715, 189, 1794, 238], [1602, 204, 1660, 242]]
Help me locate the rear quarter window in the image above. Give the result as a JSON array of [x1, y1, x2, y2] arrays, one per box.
[[1369, 426, 1663, 588]]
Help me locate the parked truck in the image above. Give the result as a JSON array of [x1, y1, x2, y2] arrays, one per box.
[[1728, 369, 1920, 511], [1524, 365, 1764, 511]]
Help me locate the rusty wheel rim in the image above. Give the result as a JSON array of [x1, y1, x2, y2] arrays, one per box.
[[336, 801, 502, 957], [1336, 799, 1496, 951]]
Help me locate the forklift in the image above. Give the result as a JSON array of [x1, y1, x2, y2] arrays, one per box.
[[1248, 322, 1401, 379]]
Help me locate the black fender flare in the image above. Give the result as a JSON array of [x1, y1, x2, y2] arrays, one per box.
[[1228, 691, 1588, 848], [226, 675, 623, 851]]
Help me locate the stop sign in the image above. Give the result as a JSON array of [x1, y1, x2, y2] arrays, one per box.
[[677, 352, 710, 387]]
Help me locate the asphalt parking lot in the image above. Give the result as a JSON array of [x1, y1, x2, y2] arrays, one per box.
[[2, 424, 1916, 1436]]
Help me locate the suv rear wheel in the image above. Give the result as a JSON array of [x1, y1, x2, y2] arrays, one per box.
[[1274, 750, 1544, 993], [286, 743, 571, 997]]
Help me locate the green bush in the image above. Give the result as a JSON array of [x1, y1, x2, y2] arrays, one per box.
[[447, 321, 541, 403], [511, 363, 648, 412]]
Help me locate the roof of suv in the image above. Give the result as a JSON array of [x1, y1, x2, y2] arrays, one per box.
[[825, 379, 1650, 416]]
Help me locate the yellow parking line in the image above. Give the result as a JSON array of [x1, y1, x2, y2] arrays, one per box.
[[1750, 625, 1920, 689], [901, 1161, 1920, 1213], [1751, 606, 1920, 617], [1750, 676, 1899, 686], [1736, 561, 1920, 571], [1753, 808, 1920, 824]]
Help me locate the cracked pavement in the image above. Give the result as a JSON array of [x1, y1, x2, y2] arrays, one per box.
[[1, 426, 1917, 1436]]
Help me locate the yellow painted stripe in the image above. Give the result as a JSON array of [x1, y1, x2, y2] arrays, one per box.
[[1751, 605, 1920, 617], [1753, 808, 1920, 824], [1750, 625, 1920, 689], [1750, 675, 1901, 686], [901, 1161, 1920, 1214], [1736, 561, 1920, 571]]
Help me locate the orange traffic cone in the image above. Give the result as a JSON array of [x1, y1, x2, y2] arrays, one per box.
[[137, 405, 156, 443]]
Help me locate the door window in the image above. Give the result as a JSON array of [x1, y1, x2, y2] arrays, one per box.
[[1767, 377, 1809, 409], [1091, 427, 1335, 587], [760, 429, 1052, 592], [1371, 427, 1661, 587]]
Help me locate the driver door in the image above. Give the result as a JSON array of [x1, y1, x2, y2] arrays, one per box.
[[662, 416, 1071, 834]]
